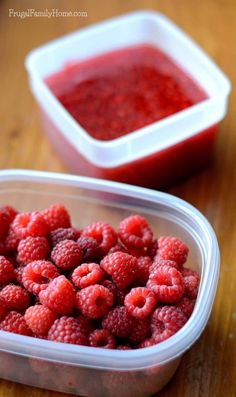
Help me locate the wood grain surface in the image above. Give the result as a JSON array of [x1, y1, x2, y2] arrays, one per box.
[[0, 0, 236, 396]]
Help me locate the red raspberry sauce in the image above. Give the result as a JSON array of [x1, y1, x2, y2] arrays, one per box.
[[46, 45, 207, 141]]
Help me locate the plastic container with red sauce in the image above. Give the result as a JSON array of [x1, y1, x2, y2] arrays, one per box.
[[25, 11, 231, 188]]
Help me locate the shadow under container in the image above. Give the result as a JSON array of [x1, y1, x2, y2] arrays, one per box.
[[25, 11, 230, 189], [0, 170, 219, 396]]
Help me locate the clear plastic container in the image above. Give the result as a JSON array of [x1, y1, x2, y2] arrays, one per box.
[[25, 11, 231, 189], [0, 169, 219, 396]]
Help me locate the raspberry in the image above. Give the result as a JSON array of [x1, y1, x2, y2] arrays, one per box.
[[117, 344, 131, 350], [0, 256, 15, 286], [4, 228, 20, 252], [125, 287, 156, 319], [12, 211, 48, 239], [17, 236, 49, 264], [101, 279, 117, 297], [0, 209, 11, 240], [181, 267, 200, 299], [0, 205, 18, 223], [48, 316, 87, 345], [147, 239, 158, 259], [135, 256, 152, 285], [71, 263, 103, 289], [82, 222, 117, 255], [149, 259, 178, 274], [101, 252, 138, 289], [151, 306, 187, 338], [49, 227, 77, 248], [77, 236, 100, 262], [0, 311, 32, 336], [147, 265, 184, 303], [14, 267, 24, 285], [118, 215, 153, 249], [76, 284, 113, 319], [41, 203, 71, 231], [108, 243, 128, 255], [176, 296, 195, 318], [102, 306, 134, 338], [51, 240, 82, 270], [0, 297, 7, 321], [22, 260, 60, 295], [89, 329, 115, 349], [138, 337, 156, 348], [39, 276, 76, 315], [77, 314, 95, 334], [24, 305, 57, 335], [0, 285, 30, 312], [158, 237, 188, 266], [129, 317, 151, 344]]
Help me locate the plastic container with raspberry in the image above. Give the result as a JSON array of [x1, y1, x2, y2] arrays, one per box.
[[0, 169, 219, 396], [25, 11, 230, 189]]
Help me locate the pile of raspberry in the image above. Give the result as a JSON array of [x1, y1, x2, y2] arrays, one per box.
[[0, 204, 200, 350]]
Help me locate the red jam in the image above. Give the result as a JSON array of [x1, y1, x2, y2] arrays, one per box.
[[45, 45, 207, 141]]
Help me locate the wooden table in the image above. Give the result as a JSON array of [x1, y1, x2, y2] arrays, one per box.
[[0, 0, 235, 396]]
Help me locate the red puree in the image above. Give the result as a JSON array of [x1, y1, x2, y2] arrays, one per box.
[[45, 45, 207, 141]]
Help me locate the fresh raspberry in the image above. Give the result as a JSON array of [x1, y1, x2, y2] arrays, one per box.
[[102, 306, 134, 338], [0, 205, 18, 223], [76, 284, 113, 319], [117, 344, 132, 350], [17, 236, 49, 264], [12, 211, 48, 239], [151, 306, 187, 338], [149, 259, 178, 274], [89, 329, 115, 349], [118, 215, 153, 249], [14, 267, 24, 285], [82, 222, 117, 255], [101, 252, 138, 289], [77, 236, 100, 262], [39, 276, 76, 315], [127, 247, 147, 258], [108, 243, 128, 255], [49, 227, 77, 248], [22, 260, 60, 295], [0, 285, 30, 312], [0, 209, 11, 240], [0, 297, 7, 321], [129, 317, 151, 344], [147, 239, 158, 259], [51, 240, 82, 270], [125, 287, 156, 319], [24, 305, 57, 335], [41, 203, 71, 231], [77, 314, 95, 335], [176, 296, 195, 318], [101, 279, 117, 297], [181, 267, 200, 299], [158, 237, 188, 267], [4, 228, 20, 252], [138, 337, 156, 348], [71, 263, 103, 289], [0, 311, 32, 336], [48, 316, 87, 345], [0, 256, 15, 286], [134, 256, 152, 285], [147, 265, 184, 303]]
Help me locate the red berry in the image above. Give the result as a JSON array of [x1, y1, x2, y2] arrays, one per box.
[[101, 252, 138, 289], [4, 228, 20, 252], [12, 211, 48, 239], [49, 227, 77, 248], [77, 314, 95, 335], [118, 215, 153, 249], [0, 205, 18, 223], [151, 306, 187, 337], [71, 263, 103, 289], [17, 236, 49, 264], [181, 267, 200, 299], [24, 305, 57, 335], [14, 267, 24, 285], [117, 344, 131, 350], [102, 306, 134, 338], [158, 237, 188, 266], [108, 243, 128, 255], [48, 316, 87, 345], [41, 203, 71, 231], [0, 285, 30, 312], [39, 275, 76, 315], [129, 317, 151, 344], [147, 265, 184, 303], [82, 222, 117, 255], [89, 329, 115, 349], [0, 297, 7, 321], [0, 256, 15, 286], [138, 337, 156, 348], [125, 287, 156, 319], [22, 260, 60, 295], [150, 259, 178, 274], [51, 239, 82, 270], [0, 209, 11, 240], [147, 239, 158, 259], [77, 236, 100, 262], [176, 296, 195, 318], [135, 256, 152, 285], [76, 284, 113, 319], [0, 311, 32, 336]]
